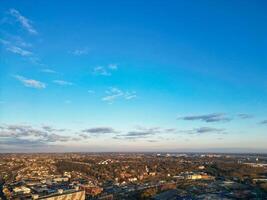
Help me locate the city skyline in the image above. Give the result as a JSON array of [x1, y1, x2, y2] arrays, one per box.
[[0, 0, 267, 153]]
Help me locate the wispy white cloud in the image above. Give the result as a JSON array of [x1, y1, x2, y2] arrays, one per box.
[[53, 80, 73, 86], [93, 66, 111, 76], [14, 75, 46, 89], [124, 91, 137, 100], [41, 69, 57, 74], [9, 35, 32, 48], [6, 45, 32, 56], [0, 39, 41, 71], [9, 8, 37, 35], [102, 87, 137, 103], [1, 36, 32, 48], [15, 38, 32, 48], [1, 11, 46, 67], [102, 87, 123, 102], [108, 64, 118, 70], [71, 48, 89, 56], [93, 64, 119, 76]]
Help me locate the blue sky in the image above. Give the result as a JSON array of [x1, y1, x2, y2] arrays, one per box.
[[0, 0, 267, 152]]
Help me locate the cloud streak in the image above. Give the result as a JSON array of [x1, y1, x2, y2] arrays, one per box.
[[238, 114, 253, 119], [6, 45, 32, 56], [93, 64, 118, 76], [93, 66, 111, 76], [41, 69, 57, 74], [53, 80, 73, 86], [78, 133, 90, 139], [178, 113, 231, 123], [260, 120, 267, 125], [82, 127, 118, 135], [0, 124, 70, 145], [188, 127, 226, 134], [108, 64, 118, 70], [114, 127, 177, 140], [71, 48, 88, 56], [9, 8, 37, 34], [14, 75, 46, 89], [102, 87, 137, 103]]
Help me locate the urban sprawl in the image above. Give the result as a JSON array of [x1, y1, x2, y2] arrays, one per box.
[[0, 153, 267, 200]]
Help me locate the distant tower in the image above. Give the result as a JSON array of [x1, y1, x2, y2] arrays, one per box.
[[145, 165, 149, 173], [256, 157, 259, 162]]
